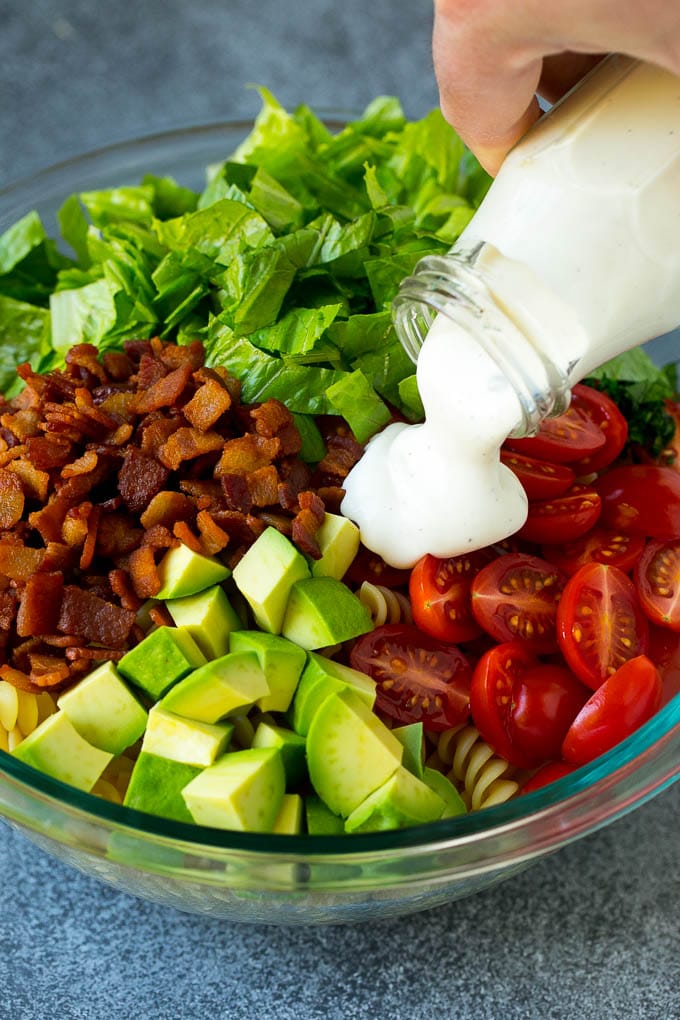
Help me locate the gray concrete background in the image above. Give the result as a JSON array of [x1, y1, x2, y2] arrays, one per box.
[[1, 2, 679, 1018]]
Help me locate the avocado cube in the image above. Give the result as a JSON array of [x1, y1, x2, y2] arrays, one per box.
[[392, 722, 425, 779], [12, 713, 113, 792], [307, 689, 403, 817], [422, 767, 467, 818], [182, 747, 285, 832], [57, 661, 148, 755], [309, 513, 360, 580], [252, 721, 307, 789], [142, 704, 234, 767], [304, 794, 345, 835], [345, 765, 446, 832], [232, 527, 310, 634], [123, 751, 201, 823], [273, 793, 304, 835], [281, 577, 372, 650], [229, 630, 306, 712], [166, 585, 242, 660], [117, 626, 207, 701], [291, 652, 375, 737], [155, 542, 231, 600], [160, 651, 269, 723]]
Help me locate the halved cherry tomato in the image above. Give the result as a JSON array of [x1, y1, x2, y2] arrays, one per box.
[[507, 663, 590, 765], [515, 485, 601, 544], [469, 641, 538, 767], [595, 465, 680, 538], [345, 544, 411, 589], [503, 403, 606, 464], [634, 539, 680, 631], [648, 625, 680, 705], [561, 655, 663, 764], [521, 761, 578, 794], [348, 623, 471, 732], [470, 553, 567, 653], [567, 383, 629, 474], [541, 527, 646, 577], [500, 450, 575, 500], [556, 562, 650, 689], [409, 550, 492, 644]]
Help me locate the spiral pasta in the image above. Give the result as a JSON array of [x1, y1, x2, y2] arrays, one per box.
[[358, 581, 412, 627], [0, 682, 58, 753], [435, 724, 520, 811]]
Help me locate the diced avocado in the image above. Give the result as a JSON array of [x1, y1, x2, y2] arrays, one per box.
[[392, 722, 425, 779], [422, 767, 467, 818], [252, 721, 307, 789], [291, 652, 375, 737], [182, 746, 285, 832], [304, 794, 345, 835], [229, 630, 306, 713], [273, 793, 304, 835], [281, 577, 372, 650], [306, 689, 403, 817], [345, 765, 446, 832], [291, 413, 326, 463], [123, 751, 201, 823], [57, 661, 148, 755], [232, 527, 310, 634], [155, 542, 231, 600], [310, 513, 361, 580], [142, 704, 233, 767], [160, 651, 269, 723], [12, 713, 112, 792], [117, 626, 207, 700], [165, 584, 242, 660]]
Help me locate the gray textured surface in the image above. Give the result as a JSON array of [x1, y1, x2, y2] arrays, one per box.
[[0, 2, 679, 1017]]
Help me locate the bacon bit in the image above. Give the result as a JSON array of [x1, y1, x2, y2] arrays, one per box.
[[316, 485, 345, 513], [61, 449, 99, 478], [108, 568, 142, 612], [57, 586, 135, 648], [0, 664, 41, 694], [42, 633, 83, 648], [160, 339, 204, 371], [140, 490, 195, 531], [28, 654, 71, 689], [210, 510, 266, 547], [101, 351, 134, 381], [61, 504, 92, 548], [16, 572, 64, 637], [247, 464, 280, 507], [317, 433, 363, 479], [172, 520, 203, 554], [221, 473, 252, 512], [64, 646, 125, 663], [0, 469, 25, 528], [128, 545, 161, 599], [250, 399, 294, 437], [140, 417, 182, 457], [0, 409, 40, 441], [0, 592, 18, 630], [215, 434, 280, 476], [0, 444, 27, 468], [28, 495, 74, 545], [118, 448, 170, 514], [97, 391, 136, 422], [148, 604, 175, 629], [141, 524, 176, 549], [182, 376, 232, 432], [179, 479, 223, 505], [65, 343, 109, 383], [7, 458, 50, 503], [195, 510, 230, 556], [130, 362, 193, 415], [258, 512, 293, 536], [95, 514, 143, 559], [25, 435, 73, 470], [157, 426, 225, 472], [108, 423, 134, 446], [79, 505, 101, 571], [0, 543, 44, 582]]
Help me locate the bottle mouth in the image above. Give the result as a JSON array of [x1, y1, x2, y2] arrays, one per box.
[[392, 252, 572, 437]]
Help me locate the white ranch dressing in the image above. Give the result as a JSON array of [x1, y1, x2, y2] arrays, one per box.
[[342, 56, 680, 568]]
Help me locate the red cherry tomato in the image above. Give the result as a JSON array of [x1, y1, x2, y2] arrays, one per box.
[[348, 623, 471, 732], [595, 465, 680, 538], [556, 562, 650, 689], [471, 553, 568, 654], [515, 485, 601, 544], [664, 399, 680, 471], [503, 403, 606, 464], [345, 544, 411, 589], [541, 526, 646, 577], [567, 383, 629, 474], [521, 761, 578, 794], [634, 539, 680, 631], [648, 625, 680, 705], [469, 641, 538, 767], [561, 655, 663, 764], [409, 550, 492, 644], [507, 663, 590, 765], [500, 450, 575, 500]]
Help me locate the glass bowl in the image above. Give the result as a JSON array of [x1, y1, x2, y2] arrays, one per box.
[[0, 123, 678, 926]]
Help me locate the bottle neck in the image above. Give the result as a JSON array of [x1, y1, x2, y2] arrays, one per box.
[[392, 247, 573, 438]]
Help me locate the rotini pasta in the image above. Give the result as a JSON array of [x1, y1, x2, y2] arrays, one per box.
[[358, 581, 412, 626], [436, 724, 520, 811], [0, 683, 57, 753]]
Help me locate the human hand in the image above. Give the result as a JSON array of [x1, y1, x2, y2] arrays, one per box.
[[432, 0, 680, 175]]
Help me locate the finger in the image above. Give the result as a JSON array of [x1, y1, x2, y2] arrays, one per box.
[[432, 7, 544, 174]]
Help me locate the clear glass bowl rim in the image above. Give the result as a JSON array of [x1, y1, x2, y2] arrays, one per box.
[[0, 120, 677, 864]]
